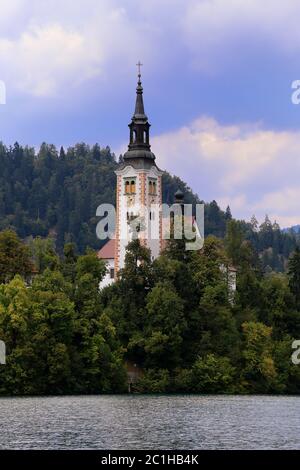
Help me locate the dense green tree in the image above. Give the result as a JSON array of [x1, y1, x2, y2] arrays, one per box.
[[225, 205, 232, 221], [0, 234, 126, 395], [0, 230, 33, 283], [241, 321, 277, 392], [0, 277, 35, 394], [0, 274, 75, 394], [190, 354, 236, 393], [225, 220, 245, 266], [28, 236, 59, 272], [118, 240, 153, 328], [288, 247, 300, 308], [144, 282, 186, 368], [135, 369, 170, 393]]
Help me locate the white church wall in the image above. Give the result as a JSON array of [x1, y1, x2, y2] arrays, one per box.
[[99, 258, 115, 290], [115, 164, 162, 271], [145, 167, 162, 261], [117, 165, 141, 271]]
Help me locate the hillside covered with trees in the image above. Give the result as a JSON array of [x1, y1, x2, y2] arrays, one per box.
[[0, 141, 298, 272], [0, 228, 300, 395]]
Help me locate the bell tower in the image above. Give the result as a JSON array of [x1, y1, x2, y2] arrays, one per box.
[[114, 65, 163, 275]]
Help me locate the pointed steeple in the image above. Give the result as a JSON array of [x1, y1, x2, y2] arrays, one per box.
[[134, 72, 146, 118], [123, 63, 156, 165]]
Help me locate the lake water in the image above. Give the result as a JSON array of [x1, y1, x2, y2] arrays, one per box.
[[0, 395, 299, 449]]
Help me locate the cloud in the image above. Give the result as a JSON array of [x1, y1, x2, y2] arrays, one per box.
[[0, 0, 299, 229], [0, 0, 26, 27], [182, 0, 300, 72], [0, 24, 102, 96], [1, 0, 300, 96], [251, 187, 300, 227], [144, 116, 300, 227], [0, 1, 154, 97]]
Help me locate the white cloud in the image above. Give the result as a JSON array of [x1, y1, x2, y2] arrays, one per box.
[[1, 0, 300, 96], [0, 0, 26, 26], [0, 0, 299, 228], [250, 187, 300, 227], [0, 1, 155, 96], [145, 117, 300, 227], [182, 0, 300, 72], [0, 24, 102, 96]]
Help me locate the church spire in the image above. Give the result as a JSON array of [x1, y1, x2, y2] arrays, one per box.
[[123, 63, 156, 163], [134, 62, 146, 118]]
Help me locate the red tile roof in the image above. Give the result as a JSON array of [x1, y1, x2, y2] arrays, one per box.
[[228, 265, 237, 272], [97, 239, 115, 260]]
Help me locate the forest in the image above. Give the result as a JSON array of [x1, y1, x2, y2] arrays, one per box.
[[0, 141, 298, 271], [0, 226, 300, 394], [0, 142, 300, 394]]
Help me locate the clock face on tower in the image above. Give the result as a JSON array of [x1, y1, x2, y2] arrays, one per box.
[[127, 195, 135, 206]]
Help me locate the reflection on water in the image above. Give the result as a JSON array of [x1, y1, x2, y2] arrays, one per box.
[[0, 395, 299, 449]]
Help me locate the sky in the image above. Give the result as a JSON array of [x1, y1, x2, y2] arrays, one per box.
[[0, 0, 300, 227]]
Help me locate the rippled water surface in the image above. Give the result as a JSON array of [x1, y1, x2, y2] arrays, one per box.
[[0, 395, 299, 449]]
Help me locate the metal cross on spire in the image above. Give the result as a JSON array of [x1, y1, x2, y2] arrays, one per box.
[[136, 61, 143, 79]]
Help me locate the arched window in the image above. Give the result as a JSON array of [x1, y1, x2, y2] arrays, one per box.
[[133, 130, 137, 143], [149, 181, 153, 194], [153, 181, 156, 195], [143, 130, 147, 143], [131, 180, 136, 193], [125, 181, 130, 194]]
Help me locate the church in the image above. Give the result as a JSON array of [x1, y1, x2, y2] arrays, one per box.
[[98, 67, 164, 288], [98, 68, 236, 296]]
